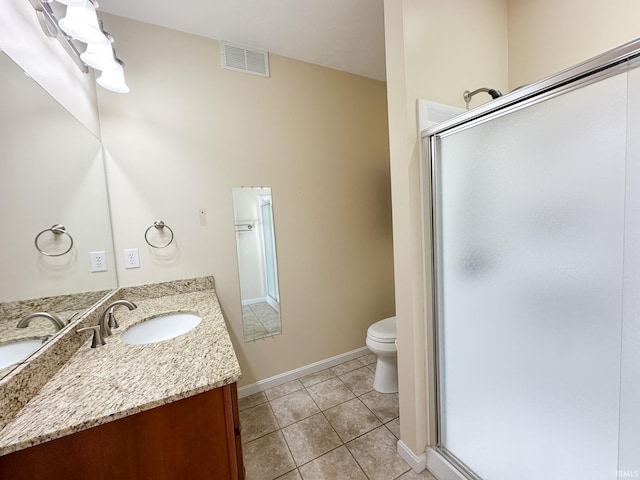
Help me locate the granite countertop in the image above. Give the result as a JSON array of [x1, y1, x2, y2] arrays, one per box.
[[0, 283, 241, 456], [0, 290, 111, 344]]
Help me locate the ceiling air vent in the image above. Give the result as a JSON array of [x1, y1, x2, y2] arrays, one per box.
[[221, 41, 270, 78]]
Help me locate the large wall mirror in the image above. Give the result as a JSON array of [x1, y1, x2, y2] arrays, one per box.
[[232, 187, 282, 342], [0, 52, 117, 377]]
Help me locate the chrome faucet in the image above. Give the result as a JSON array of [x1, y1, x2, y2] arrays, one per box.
[[98, 300, 137, 338], [16, 312, 66, 331]]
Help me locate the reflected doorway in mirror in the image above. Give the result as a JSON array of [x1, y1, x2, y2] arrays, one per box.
[[232, 187, 282, 342]]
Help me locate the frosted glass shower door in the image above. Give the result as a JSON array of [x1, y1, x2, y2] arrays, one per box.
[[434, 72, 628, 480], [260, 196, 279, 305], [619, 65, 640, 476]]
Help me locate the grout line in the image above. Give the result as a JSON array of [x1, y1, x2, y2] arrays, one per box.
[[345, 444, 372, 480], [302, 376, 370, 479], [242, 357, 401, 479], [277, 410, 301, 476]]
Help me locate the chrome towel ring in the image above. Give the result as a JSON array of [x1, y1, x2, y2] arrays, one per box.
[[144, 220, 174, 249], [34, 224, 74, 257]]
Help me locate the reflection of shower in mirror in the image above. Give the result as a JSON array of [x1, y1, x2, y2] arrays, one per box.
[[232, 187, 282, 342]]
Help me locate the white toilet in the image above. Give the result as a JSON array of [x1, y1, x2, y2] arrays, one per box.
[[366, 316, 398, 394]]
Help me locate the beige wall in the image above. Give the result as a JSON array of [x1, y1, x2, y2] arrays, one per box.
[[404, 0, 509, 111], [508, 0, 640, 89], [98, 14, 395, 386], [384, 0, 509, 456]]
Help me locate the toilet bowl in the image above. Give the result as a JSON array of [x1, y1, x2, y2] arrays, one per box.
[[366, 316, 398, 394]]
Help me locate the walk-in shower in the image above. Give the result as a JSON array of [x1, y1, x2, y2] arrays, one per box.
[[423, 39, 640, 480]]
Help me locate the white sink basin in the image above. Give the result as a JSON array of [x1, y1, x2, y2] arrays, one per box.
[[0, 338, 44, 369], [121, 312, 201, 345]]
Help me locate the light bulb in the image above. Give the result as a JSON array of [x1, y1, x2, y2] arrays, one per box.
[[80, 36, 115, 70], [58, 2, 105, 44], [97, 62, 129, 93], [55, 0, 87, 6]]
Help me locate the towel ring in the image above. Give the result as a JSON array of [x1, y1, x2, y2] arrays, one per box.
[[144, 220, 174, 249], [34, 224, 74, 257]]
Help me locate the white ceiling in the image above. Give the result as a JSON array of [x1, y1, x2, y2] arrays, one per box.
[[98, 0, 387, 81]]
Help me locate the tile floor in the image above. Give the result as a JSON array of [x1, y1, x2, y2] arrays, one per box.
[[238, 352, 435, 480], [243, 302, 281, 341]]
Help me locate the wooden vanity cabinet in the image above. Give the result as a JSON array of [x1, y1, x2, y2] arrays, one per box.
[[0, 383, 245, 480]]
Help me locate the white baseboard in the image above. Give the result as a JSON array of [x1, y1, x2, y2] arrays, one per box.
[[241, 297, 267, 306], [395, 444, 467, 480], [237, 346, 370, 398], [426, 448, 468, 480], [266, 296, 280, 312], [397, 440, 427, 473]]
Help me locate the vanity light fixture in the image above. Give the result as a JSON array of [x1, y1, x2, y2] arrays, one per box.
[[54, 0, 87, 6], [27, 0, 129, 93], [58, 1, 105, 44], [97, 59, 129, 93], [80, 30, 115, 70]]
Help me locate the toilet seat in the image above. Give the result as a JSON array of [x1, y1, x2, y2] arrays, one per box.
[[367, 316, 396, 343]]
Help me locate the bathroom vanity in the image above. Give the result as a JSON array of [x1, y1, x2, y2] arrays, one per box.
[[0, 385, 243, 479], [0, 278, 244, 479]]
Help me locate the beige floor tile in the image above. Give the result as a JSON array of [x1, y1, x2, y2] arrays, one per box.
[[265, 380, 304, 401], [300, 369, 336, 388], [367, 362, 377, 374], [358, 352, 377, 366], [243, 306, 257, 317], [270, 389, 320, 427], [324, 398, 381, 442], [263, 317, 282, 333], [331, 359, 365, 376], [244, 319, 269, 342], [397, 469, 437, 479], [244, 431, 297, 480], [282, 413, 342, 466], [347, 426, 410, 480], [385, 417, 401, 439], [306, 377, 356, 411], [339, 366, 375, 396], [298, 446, 367, 480], [239, 391, 268, 411], [276, 470, 302, 479], [359, 390, 399, 423], [240, 402, 280, 443]]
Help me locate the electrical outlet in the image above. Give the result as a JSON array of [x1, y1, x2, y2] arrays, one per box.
[[123, 248, 140, 269], [199, 208, 207, 226], [90, 251, 107, 272]]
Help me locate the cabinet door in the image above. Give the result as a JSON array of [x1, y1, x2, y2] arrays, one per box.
[[0, 386, 241, 480], [221, 383, 245, 480]]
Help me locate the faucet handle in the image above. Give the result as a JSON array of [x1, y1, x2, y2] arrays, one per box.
[[76, 326, 106, 348], [107, 310, 119, 330]]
